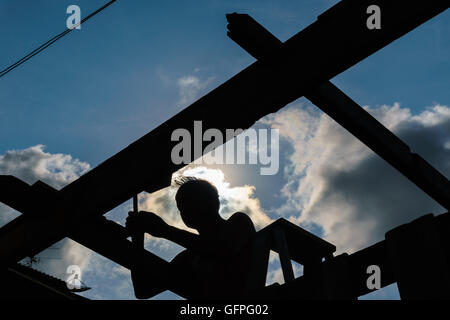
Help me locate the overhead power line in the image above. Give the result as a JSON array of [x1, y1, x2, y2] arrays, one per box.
[[0, 0, 116, 79]]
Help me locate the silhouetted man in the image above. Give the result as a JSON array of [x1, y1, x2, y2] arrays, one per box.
[[126, 177, 256, 299]]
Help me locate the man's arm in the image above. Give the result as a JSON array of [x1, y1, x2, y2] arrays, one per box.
[[127, 211, 201, 250]]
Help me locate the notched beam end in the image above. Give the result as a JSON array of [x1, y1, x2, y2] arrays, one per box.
[[226, 12, 283, 61]]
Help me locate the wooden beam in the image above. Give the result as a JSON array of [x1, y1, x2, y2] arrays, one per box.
[[385, 214, 450, 299]]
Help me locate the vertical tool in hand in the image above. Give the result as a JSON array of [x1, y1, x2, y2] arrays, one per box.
[[131, 194, 146, 299]]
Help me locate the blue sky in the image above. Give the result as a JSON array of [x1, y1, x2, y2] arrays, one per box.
[[0, 1, 449, 300]]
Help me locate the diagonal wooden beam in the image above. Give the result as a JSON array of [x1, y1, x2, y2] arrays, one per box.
[[0, 0, 448, 264], [0, 178, 68, 262], [55, 0, 450, 221], [0, 176, 36, 214]]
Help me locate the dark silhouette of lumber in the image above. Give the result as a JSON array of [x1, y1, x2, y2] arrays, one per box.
[[0, 0, 449, 300], [0, 0, 447, 266]]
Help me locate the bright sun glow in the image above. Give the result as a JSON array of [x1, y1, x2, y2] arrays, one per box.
[[174, 166, 232, 199], [170, 165, 272, 228]]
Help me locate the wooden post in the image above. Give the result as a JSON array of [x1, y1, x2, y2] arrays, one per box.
[[273, 226, 295, 283], [131, 194, 146, 299]]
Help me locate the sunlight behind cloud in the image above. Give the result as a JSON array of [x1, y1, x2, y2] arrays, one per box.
[[141, 166, 272, 233], [262, 102, 450, 254]]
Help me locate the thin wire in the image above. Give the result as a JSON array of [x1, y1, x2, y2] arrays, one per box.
[[0, 0, 116, 79]]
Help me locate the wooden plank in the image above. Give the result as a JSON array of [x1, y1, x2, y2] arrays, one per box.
[[273, 226, 295, 283], [0, 0, 448, 265]]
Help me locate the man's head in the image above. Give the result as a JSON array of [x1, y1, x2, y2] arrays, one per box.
[[175, 177, 221, 230]]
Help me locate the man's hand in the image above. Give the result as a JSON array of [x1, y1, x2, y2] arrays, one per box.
[[126, 211, 171, 238]]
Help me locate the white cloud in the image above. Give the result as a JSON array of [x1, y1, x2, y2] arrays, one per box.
[[0, 146, 114, 297], [411, 104, 450, 127], [177, 75, 214, 106], [0, 144, 90, 190], [0, 145, 90, 226], [262, 102, 450, 254], [266, 266, 285, 286]]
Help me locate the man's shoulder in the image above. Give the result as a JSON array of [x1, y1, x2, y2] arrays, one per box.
[[228, 212, 256, 233]]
